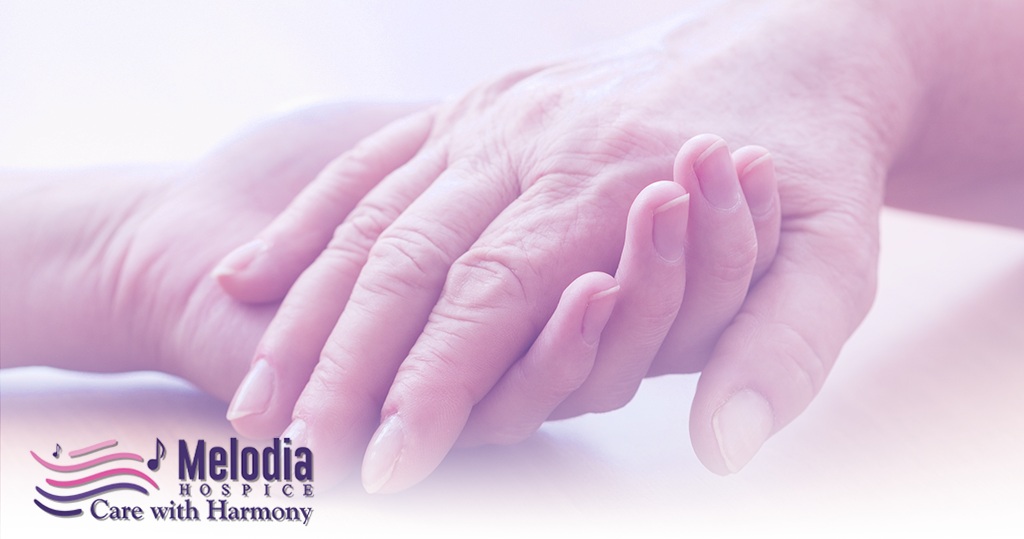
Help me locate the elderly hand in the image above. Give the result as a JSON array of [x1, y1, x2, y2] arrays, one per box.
[[217, 0, 922, 491]]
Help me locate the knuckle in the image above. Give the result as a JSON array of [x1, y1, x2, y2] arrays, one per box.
[[480, 64, 549, 105], [357, 225, 457, 296], [330, 201, 395, 255], [314, 340, 352, 382], [787, 213, 880, 323], [315, 202, 395, 274], [770, 321, 829, 400], [595, 115, 674, 162], [545, 361, 593, 398], [391, 347, 480, 413], [446, 248, 536, 312], [586, 383, 641, 414], [497, 85, 564, 135], [305, 343, 381, 407], [322, 143, 378, 184], [518, 171, 592, 204], [484, 423, 538, 446], [621, 312, 679, 353], [372, 230, 440, 274], [711, 233, 759, 286]]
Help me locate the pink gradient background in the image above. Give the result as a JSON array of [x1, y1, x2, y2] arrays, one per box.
[[1, 1, 1022, 537]]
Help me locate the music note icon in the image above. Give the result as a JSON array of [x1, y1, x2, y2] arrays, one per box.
[[147, 438, 166, 471], [52, 443, 62, 459]]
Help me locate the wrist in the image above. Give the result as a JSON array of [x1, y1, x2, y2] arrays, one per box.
[[0, 166, 173, 371], [652, 0, 928, 182]]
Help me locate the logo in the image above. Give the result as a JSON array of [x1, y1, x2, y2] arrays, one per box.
[[31, 438, 158, 518], [31, 437, 314, 525]]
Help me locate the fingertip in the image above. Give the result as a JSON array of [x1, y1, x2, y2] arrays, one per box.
[[731, 145, 770, 176], [361, 273, 620, 492], [555, 270, 620, 348], [296, 418, 360, 492], [212, 239, 268, 297], [651, 192, 690, 263], [736, 148, 777, 218], [226, 359, 274, 422], [674, 135, 743, 213], [214, 239, 297, 304], [362, 415, 404, 494], [734, 146, 780, 281], [637, 179, 689, 205], [580, 279, 620, 347], [674, 134, 725, 181], [288, 403, 368, 491], [624, 180, 690, 264], [688, 308, 792, 477], [693, 388, 775, 475], [225, 359, 293, 439], [564, 270, 618, 299], [212, 239, 267, 278], [459, 271, 619, 448], [359, 408, 450, 494]]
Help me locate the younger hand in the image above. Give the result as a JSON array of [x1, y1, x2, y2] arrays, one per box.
[[112, 103, 422, 400]]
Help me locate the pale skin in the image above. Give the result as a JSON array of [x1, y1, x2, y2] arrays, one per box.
[[214, 0, 1024, 492], [0, 104, 777, 449], [0, 105, 779, 490], [3, 0, 1023, 495], [0, 103, 424, 392]]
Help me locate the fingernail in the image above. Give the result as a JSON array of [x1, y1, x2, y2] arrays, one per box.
[[711, 389, 774, 473], [362, 415, 404, 494], [282, 419, 308, 448], [226, 360, 274, 421], [739, 153, 775, 216], [694, 141, 740, 210], [652, 193, 689, 262], [212, 239, 267, 278], [581, 284, 619, 346]]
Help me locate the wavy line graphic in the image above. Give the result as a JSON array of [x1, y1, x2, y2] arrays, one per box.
[[68, 439, 117, 458], [34, 499, 82, 518], [36, 482, 149, 503], [46, 468, 159, 490], [31, 451, 142, 472]]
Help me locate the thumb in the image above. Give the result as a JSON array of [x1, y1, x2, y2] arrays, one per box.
[[690, 209, 880, 474]]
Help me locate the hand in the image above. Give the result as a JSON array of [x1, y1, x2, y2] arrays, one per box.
[[456, 138, 781, 449], [217, 1, 920, 490], [106, 103, 424, 399]]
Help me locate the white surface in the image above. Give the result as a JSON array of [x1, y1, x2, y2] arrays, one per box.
[[2, 2, 1023, 537]]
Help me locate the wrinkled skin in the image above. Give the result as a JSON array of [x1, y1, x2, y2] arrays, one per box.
[[218, 1, 916, 492]]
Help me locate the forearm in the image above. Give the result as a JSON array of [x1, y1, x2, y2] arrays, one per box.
[[0, 166, 169, 371], [879, 0, 1024, 228], [647, 0, 1022, 227]]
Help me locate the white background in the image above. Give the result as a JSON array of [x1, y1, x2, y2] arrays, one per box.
[[2, 1, 1023, 537]]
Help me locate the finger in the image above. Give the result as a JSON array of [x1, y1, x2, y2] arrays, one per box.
[[458, 271, 619, 447], [732, 146, 781, 281], [689, 211, 879, 474], [213, 106, 436, 303], [550, 180, 691, 417], [286, 160, 524, 484], [357, 169, 648, 493], [226, 149, 446, 438], [556, 146, 777, 417], [651, 134, 759, 374]]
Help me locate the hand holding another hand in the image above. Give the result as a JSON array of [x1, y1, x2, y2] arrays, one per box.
[[217, 0, 917, 492]]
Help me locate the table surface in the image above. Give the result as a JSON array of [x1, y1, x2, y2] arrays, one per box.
[[2, 2, 1022, 537]]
